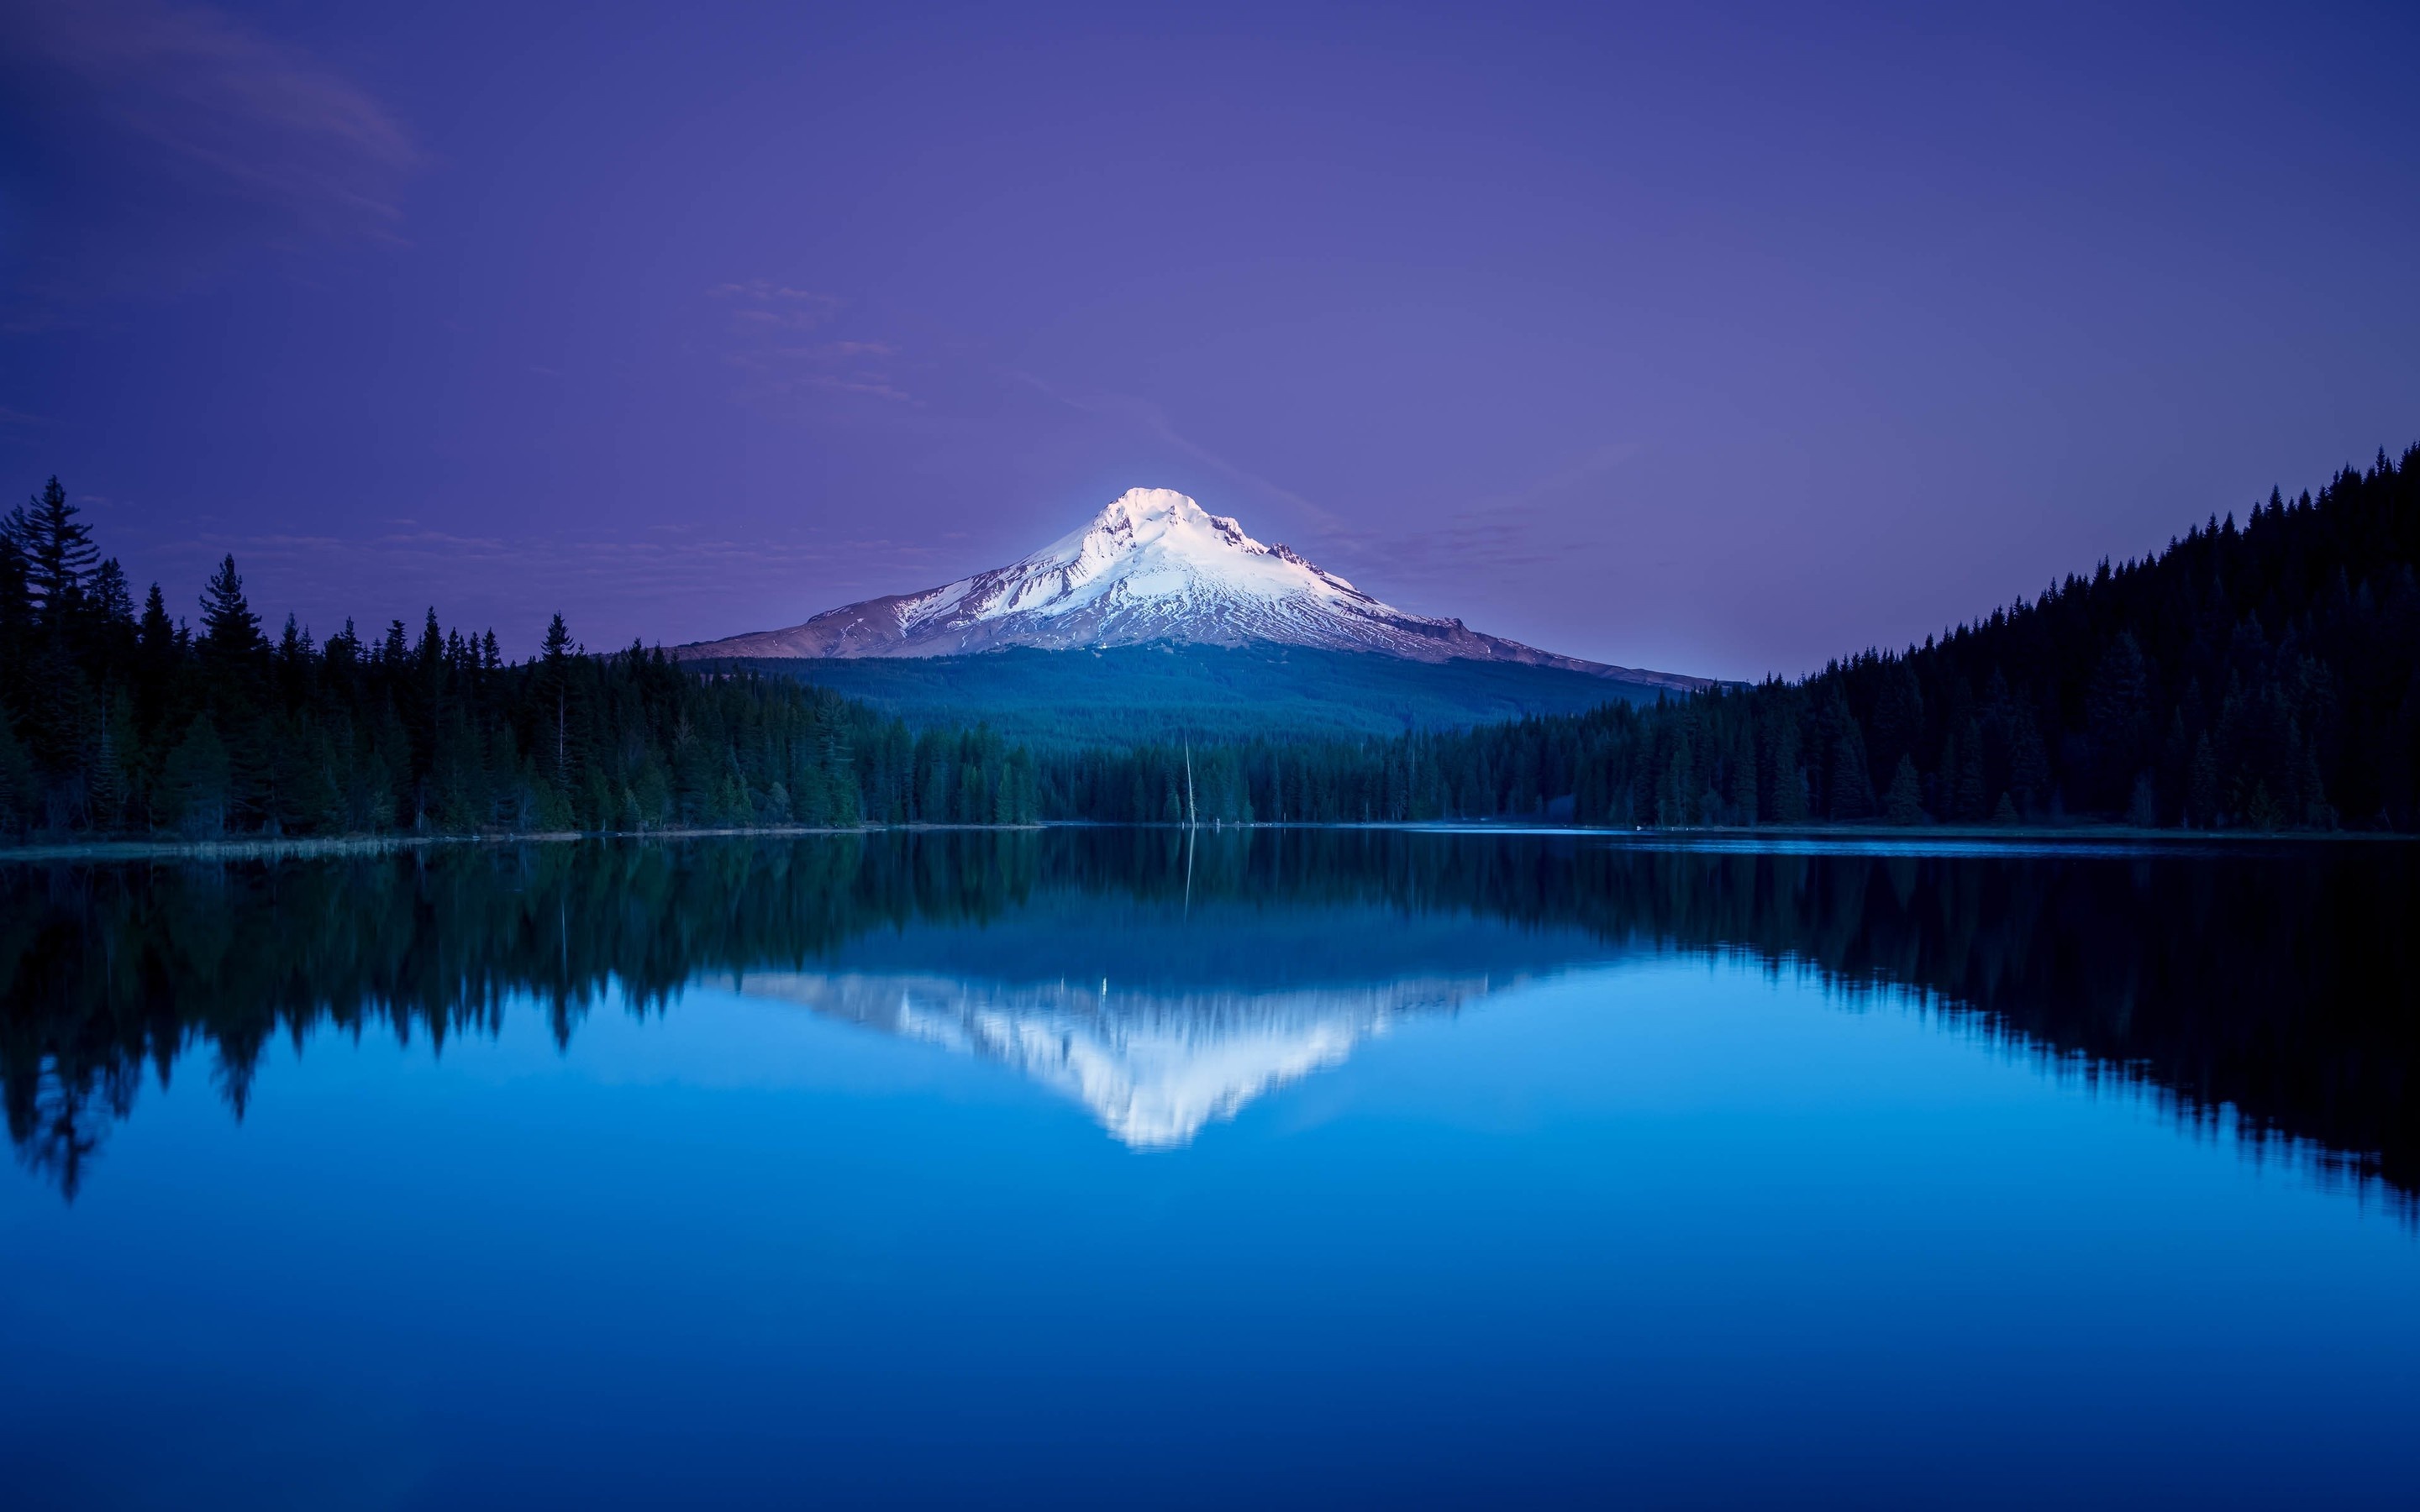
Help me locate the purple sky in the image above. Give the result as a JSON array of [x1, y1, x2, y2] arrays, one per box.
[[3, 1, 2416, 679]]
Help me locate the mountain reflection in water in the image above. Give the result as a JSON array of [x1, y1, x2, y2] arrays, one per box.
[[3, 829, 2414, 1210], [731, 968, 1487, 1147]]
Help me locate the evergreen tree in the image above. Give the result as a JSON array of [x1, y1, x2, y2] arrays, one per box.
[[160, 716, 232, 837], [8, 477, 97, 634], [198, 555, 263, 660], [0, 716, 33, 835], [539, 612, 575, 782], [1885, 756, 1924, 825]]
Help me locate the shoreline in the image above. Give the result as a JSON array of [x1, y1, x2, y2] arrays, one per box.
[[0, 824, 986, 864], [0, 818, 2406, 863]]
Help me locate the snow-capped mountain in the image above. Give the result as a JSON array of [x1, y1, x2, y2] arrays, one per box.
[[678, 486, 1702, 687], [727, 969, 1496, 1147]]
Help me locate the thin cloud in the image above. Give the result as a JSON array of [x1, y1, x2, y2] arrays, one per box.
[[713, 281, 918, 410], [996, 374, 1644, 616], [709, 281, 843, 307], [8, 0, 419, 221], [1008, 372, 1345, 535], [1001, 370, 1609, 613], [0, 0, 421, 312], [123, 522, 960, 654], [712, 282, 848, 336], [1498, 442, 1641, 507], [1302, 442, 1644, 608]]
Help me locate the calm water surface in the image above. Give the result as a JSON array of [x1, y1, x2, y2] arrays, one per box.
[[3, 831, 2417, 1508]]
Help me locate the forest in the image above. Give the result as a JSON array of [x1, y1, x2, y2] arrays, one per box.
[[8, 832, 2413, 1204], [0, 480, 1039, 837], [2, 444, 2413, 837], [1042, 445, 2420, 830]]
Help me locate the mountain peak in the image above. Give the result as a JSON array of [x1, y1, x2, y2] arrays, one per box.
[[1087, 487, 1267, 559], [676, 486, 1707, 689], [729, 968, 1475, 1148], [1090, 485, 1221, 534]]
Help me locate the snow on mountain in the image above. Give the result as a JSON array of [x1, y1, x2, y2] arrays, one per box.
[[726, 968, 1498, 1147], [677, 486, 1704, 687]]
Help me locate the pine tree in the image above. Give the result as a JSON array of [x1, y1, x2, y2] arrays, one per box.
[[1952, 720, 1986, 820], [160, 716, 232, 837], [540, 612, 574, 782], [198, 555, 263, 659], [2085, 633, 2152, 809], [2244, 780, 2285, 832], [1884, 755, 1924, 825], [90, 690, 135, 831], [2186, 733, 2219, 828], [9, 477, 97, 634], [2006, 703, 2050, 816], [1825, 695, 1876, 821], [0, 529, 29, 729], [1869, 662, 1924, 780], [2124, 772, 2158, 827], [84, 559, 135, 660], [0, 716, 33, 835], [137, 583, 175, 649]]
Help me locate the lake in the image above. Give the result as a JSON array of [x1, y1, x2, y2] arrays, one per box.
[[3, 830, 2416, 1508]]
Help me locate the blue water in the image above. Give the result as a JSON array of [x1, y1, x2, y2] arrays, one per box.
[[3, 834, 2415, 1507]]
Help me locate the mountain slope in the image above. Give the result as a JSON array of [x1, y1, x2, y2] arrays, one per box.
[[722, 642, 1684, 748], [677, 486, 1702, 688], [718, 891, 1613, 1147]]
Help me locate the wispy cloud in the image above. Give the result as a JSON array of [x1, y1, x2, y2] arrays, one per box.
[[10, 0, 420, 225], [711, 281, 918, 410], [1008, 372, 1345, 535], [1497, 443, 1641, 507], [1302, 442, 1643, 601], [0, 0, 420, 314], [794, 372, 915, 402], [711, 281, 847, 331], [121, 519, 960, 654], [1002, 372, 1639, 604]]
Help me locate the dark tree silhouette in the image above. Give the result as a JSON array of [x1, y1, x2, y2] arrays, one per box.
[[1, 446, 2412, 837]]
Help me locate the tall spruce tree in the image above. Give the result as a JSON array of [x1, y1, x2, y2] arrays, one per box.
[[198, 555, 263, 660], [9, 477, 97, 635]]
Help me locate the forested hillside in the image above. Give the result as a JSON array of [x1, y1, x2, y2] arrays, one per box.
[[0, 482, 1038, 837], [724, 642, 1676, 747], [3, 445, 2412, 837], [1105, 445, 2415, 830]]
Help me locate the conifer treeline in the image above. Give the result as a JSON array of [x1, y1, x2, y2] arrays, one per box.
[[4, 445, 2414, 836], [0, 481, 1039, 837], [10, 834, 2415, 1203], [1056, 446, 2420, 830]]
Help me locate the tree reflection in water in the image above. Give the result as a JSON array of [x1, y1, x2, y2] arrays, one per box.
[[3, 831, 2412, 1212]]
